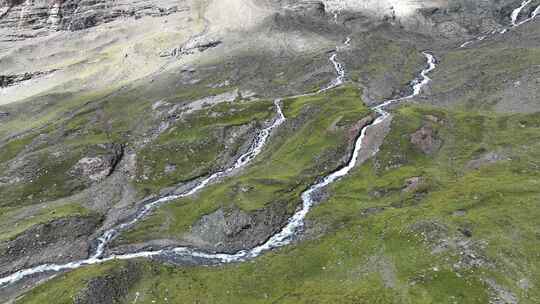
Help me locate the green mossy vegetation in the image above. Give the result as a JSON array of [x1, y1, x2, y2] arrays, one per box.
[[0, 90, 127, 208], [118, 86, 371, 244], [134, 98, 275, 196], [15, 261, 128, 304], [0, 133, 38, 164], [0, 140, 120, 208], [0, 149, 84, 208], [0, 203, 94, 242], [17, 103, 540, 303], [0, 81, 244, 209]]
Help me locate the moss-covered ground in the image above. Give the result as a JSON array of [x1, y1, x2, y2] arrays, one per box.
[[0, 203, 94, 243], [15, 102, 540, 303], [134, 98, 275, 196], [117, 86, 370, 244]]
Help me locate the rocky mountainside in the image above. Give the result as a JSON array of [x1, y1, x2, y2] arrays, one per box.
[[0, 0, 526, 41], [0, 0, 181, 38], [1, 0, 540, 303]]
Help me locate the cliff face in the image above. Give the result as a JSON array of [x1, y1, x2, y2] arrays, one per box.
[[412, 0, 534, 36], [0, 0, 531, 105], [323, 0, 526, 37], [0, 0, 182, 40], [0, 0, 525, 41]]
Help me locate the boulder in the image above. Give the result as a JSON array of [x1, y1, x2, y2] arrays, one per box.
[[70, 143, 124, 182], [402, 176, 425, 193], [74, 262, 142, 304], [185, 202, 291, 254], [410, 125, 441, 155]]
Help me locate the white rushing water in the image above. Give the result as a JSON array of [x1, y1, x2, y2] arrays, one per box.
[[92, 98, 286, 259], [0, 99, 286, 287], [373, 52, 436, 112], [512, 0, 533, 25], [461, 0, 539, 48], [326, 53, 346, 88], [9, 0, 538, 290], [318, 41, 348, 93], [515, 3, 540, 26], [0, 35, 437, 287]]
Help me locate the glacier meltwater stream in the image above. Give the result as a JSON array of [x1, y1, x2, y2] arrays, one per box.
[[0, 36, 437, 287], [1, 0, 536, 291], [460, 0, 540, 48], [22, 0, 540, 286]]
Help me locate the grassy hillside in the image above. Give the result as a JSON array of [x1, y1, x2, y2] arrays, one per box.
[[117, 86, 371, 245], [15, 99, 540, 303]]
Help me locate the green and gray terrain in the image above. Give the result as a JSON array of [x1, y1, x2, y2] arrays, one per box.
[[1, 0, 540, 303]]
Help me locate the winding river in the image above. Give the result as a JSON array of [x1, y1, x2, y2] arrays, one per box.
[[2, 1, 533, 289], [0, 99, 286, 286], [0, 38, 436, 288]]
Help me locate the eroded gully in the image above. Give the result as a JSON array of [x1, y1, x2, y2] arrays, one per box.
[[0, 6, 458, 287]]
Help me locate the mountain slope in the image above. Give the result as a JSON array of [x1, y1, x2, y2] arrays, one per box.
[[0, 0, 540, 303]]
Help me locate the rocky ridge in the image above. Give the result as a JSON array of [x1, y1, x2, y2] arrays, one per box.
[[0, 0, 183, 41], [0, 0, 539, 303], [0, 70, 57, 88]]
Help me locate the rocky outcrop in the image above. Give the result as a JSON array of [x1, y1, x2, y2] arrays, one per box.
[[184, 203, 291, 254], [0, 70, 57, 87], [484, 278, 519, 304], [0, 215, 101, 277], [70, 143, 123, 182], [322, 0, 524, 38], [408, 0, 538, 37], [160, 39, 223, 58], [0, 0, 182, 40], [287, 1, 326, 17], [410, 220, 492, 270], [402, 176, 425, 193], [410, 125, 441, 155], [0, 0, 529, 44], [467, 151, 509, 169], [74, 261, 142, 304]]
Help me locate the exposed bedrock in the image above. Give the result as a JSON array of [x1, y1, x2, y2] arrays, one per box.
[[326, 0, 527, 38], [0, 70, 57, 87], [0, 0, 527, 43], [0, 0, 182, 37], [70, 143, 124, 183], [74, 261, 142, 304], [0, 215, 101, 277], [410, 124, 442, 155], [184, 202, 292, 254]]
